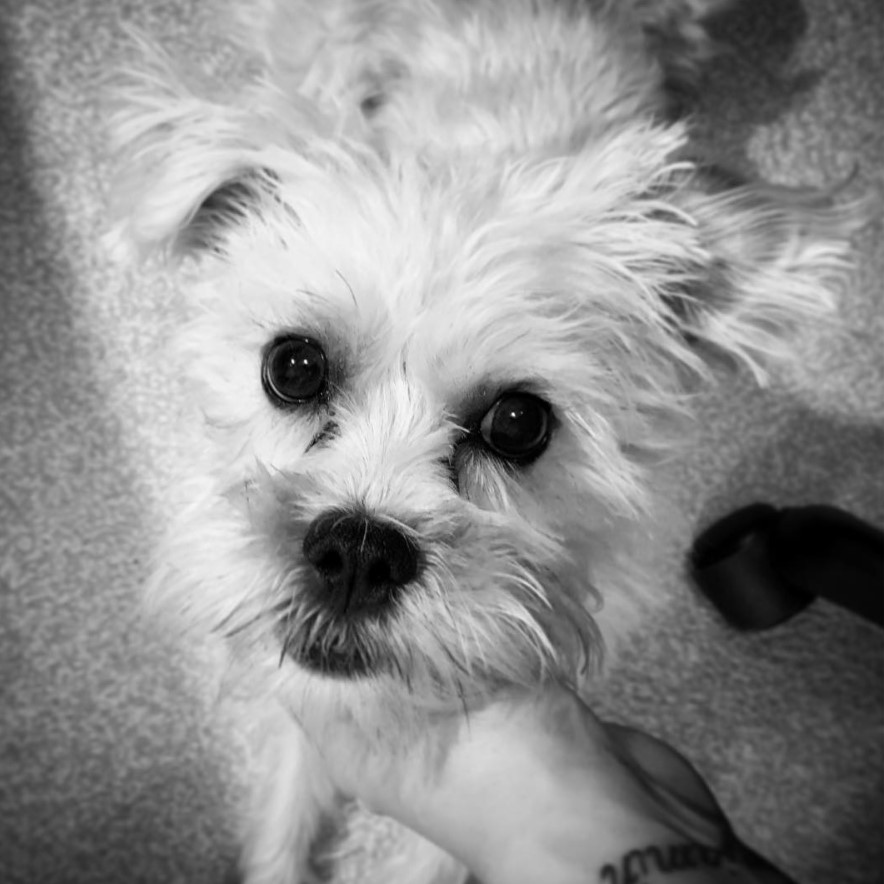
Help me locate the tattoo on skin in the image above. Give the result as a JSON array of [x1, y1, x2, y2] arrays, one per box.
[[598, 840, 759, 883]]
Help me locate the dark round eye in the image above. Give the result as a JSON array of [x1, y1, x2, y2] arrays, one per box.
[[479, 392, 551, 462], [262, 335, 328, 406]]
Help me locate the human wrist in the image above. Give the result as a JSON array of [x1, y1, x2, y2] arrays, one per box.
[[371, 697, 688, 883]]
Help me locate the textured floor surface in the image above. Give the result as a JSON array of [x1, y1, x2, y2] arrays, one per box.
[[0, 1, 882, 882]]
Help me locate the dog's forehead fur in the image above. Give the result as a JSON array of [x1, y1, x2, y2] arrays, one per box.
[[193, 117, 700, 415]]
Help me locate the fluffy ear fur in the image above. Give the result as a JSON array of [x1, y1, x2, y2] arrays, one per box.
[[107, 51, 251, 259], [106, 42, 321, 262], [666, 169, 870, 380]]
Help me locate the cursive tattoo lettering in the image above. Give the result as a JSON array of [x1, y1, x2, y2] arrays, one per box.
[[599, 841, 732, 883]]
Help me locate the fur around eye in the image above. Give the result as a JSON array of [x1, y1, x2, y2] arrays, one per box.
[[261, 335, 328, 406], [479, 392, 552, 463]]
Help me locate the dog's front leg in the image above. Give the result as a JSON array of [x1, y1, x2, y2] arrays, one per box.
[[239, 700, 337, 884]]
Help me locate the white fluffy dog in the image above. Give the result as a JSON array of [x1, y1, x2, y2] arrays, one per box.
[[110, 1, 862, 881]]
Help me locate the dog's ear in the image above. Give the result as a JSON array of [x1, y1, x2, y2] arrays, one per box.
[[663, 169, 870, 380], [106, 40, 302, 262], [109, 144, 277, 262], [176, 170, 280, 255], [107, 89, 274, 261]]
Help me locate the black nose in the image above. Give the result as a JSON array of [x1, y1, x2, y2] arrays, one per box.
[[302, 510, 420, 615]]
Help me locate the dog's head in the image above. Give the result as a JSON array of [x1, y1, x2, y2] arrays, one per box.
[[110, 8, 862, 715]]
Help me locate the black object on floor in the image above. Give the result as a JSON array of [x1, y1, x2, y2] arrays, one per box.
[[690, 503, 884, 631]]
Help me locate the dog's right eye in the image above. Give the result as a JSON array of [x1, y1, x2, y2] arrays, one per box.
[[479, 392, 552, 464], [261, 335, 328, 406]]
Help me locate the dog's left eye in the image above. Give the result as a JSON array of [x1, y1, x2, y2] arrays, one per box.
[[262, 335, 328, 406], [479, 392, 551, 462]]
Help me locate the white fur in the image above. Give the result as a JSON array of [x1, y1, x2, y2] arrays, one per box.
[[109, 0, 865, 881]]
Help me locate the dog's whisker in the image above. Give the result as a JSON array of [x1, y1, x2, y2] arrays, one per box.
[[213, 593, 279, 639]]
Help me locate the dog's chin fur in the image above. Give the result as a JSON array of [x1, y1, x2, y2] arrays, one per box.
[[110, 0, 867, 880]]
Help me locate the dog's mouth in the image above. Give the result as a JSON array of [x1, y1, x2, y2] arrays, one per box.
[[277, 595, 391, 680], [287, 635, 376, 678]]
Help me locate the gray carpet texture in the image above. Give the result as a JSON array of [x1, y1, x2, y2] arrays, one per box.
[[0, 1, 882, 883]]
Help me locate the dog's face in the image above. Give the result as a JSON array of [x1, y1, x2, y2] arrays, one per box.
[[111, 2, 860, 716], [163, 137, 694, 698]]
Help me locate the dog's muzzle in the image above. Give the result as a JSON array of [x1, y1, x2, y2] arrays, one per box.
[[302, 509, 421, 616]]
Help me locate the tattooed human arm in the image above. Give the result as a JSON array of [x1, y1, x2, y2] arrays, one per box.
[[299, 685, 801, 884], [597, 840, 799, 884]]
